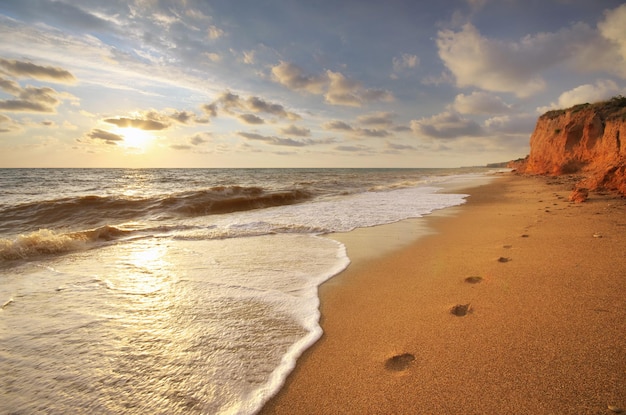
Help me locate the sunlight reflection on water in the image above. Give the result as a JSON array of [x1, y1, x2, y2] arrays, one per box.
[[1, 234, 342, 414]]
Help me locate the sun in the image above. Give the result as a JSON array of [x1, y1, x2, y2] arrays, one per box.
[[118, 127, 154, 151]]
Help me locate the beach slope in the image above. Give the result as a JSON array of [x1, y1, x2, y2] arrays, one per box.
[[261, 174, 626, 414]]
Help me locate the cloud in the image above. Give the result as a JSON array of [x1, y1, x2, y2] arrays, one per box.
[[0, 77, 24, 95], [271, 62, 394, 107], [484, 114, 537, 135], [537, 79, 626, 112], [190, 133, 209, 145], [209, 91, 300, 120], [238, 132, 309, 147], [354, 128, 391, 138], [323, 120, 353, 131], [411, 111, 484, 139], [0, 114, 19, 133], [207, 25, 225, 40], [169, 110, 196, 124], [203, 52, 222, 63], [598, 4, 626, 63], [86, 128, 124, 145], [242, 50, 255, 64], [280, 125, 311, 137], [238, 113, 265, 124], [170, 144, 192, 150], [386, 141, 416, 151], [356, 111, 394, 127], [325, 70, 393, 107], [271, 61, 327, 94], [103, 116, 170, 130], [391, 53, 419, 78], [0, 58, 76, 83], [201, 103, 218, 117], [0, 84, 63, 113], [334, 144, 371, 153], [452, 91, 512, 115], [2, 1, 111, 33], [246, 96, 299, 119], [437, 6, 626, 97], [238, 131, 333, 147], [437, 23, 551, 97]]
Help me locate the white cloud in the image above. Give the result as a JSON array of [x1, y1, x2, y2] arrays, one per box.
[[411, 111, 483, 139], [436, 10, 626, 97], [598, 4, 626, 61], [452, 91, 512, 115], [208, 25, 225, 40], [391, 53, 419, 78], [537, 79, 626, 112]]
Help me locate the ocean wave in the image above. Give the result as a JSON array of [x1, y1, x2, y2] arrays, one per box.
[[0, 186, 312, 233], [0, 225, 133, 261]]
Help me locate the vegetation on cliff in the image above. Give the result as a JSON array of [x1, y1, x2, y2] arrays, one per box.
[[541, 95, 626, 121]]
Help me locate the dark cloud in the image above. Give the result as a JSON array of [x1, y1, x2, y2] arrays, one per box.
[[323, 120, 353, 131], [238, 113, 264, 124], [0, 58, 76, 83], [411, 111, 484, 139], [386, 142, 416, 150], [272, 65, 394, 107], [170, 144, 192, 150], [355, 128, 391, 138], [0, 99, 53, 112], [104, 117, 170, 130], [190, 133, 209, 145], [238, 131, 307, 147], [86, 128, 124, 145], [357, 112, 394, 127], [246, 96, 299, 119], [0, 81, 63, 113], [209, 91, 300, 120], [169, 110, 195, 124], [238, 131, 324, 147], [279, 125, 310, 137], [201, 103, 218, 117], [334, 144, 369, 152], [0, 77, 22, 95]]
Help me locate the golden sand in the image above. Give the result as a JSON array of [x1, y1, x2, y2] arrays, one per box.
[[261, 174, 626, 414]]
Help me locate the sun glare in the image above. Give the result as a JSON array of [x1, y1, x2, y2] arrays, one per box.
[[119, 128, 154, 151]]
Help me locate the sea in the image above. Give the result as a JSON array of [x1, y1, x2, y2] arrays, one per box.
[[0, 168, 497, 414]]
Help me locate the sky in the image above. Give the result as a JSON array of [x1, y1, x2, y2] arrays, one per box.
[[1, 0, 626, 168]]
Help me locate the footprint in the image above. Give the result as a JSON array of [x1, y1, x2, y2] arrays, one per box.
[[464, 276, 483, 284], [497, 257, 511, 263], [385, 353, 415, 371], [450, 303, 471, 317]]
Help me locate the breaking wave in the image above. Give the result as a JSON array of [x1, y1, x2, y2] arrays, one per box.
[[0, 226, 134, 261], [0, 186, 312, 234]]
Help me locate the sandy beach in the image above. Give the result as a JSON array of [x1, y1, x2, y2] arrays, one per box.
[[260, 173, 626, 415]]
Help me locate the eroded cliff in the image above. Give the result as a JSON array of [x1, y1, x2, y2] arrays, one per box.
[[512, 97, 626, 200]]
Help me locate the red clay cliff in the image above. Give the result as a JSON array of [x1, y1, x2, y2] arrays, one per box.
[[511, 97, 626, 200]]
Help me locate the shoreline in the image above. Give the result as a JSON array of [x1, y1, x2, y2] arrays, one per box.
[[260, 173, 626, 414]]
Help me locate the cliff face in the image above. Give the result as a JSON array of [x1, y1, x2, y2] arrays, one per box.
[[515, 98, 626, 199]]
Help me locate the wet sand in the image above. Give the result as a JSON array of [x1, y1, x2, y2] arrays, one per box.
[[260, 173, 626, 414]]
